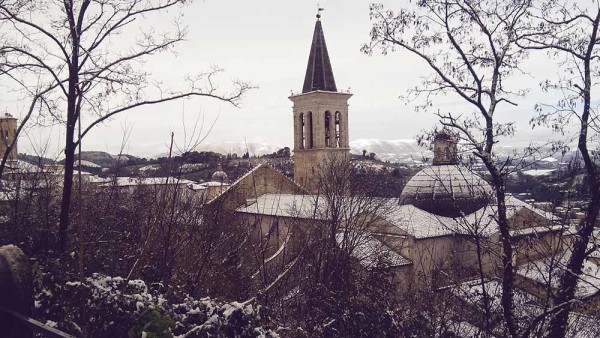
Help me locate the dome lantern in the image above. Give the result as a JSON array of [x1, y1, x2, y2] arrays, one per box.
[[432, 129, 458, 165], [211, 163, 229, 183]]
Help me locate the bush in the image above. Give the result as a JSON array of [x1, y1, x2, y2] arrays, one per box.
[[129, 307, 174, 338], [35, 273, 279, 338]]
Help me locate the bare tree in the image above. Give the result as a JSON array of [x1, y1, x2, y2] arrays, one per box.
[[0, 0, 252, 251], [516, 1, 600, 336], [362, 1, 535, 335]]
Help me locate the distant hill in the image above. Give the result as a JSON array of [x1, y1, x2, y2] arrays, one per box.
[[155, 142, 284, 158], [18, 153, 56, 166], [350, 139, 431, 164], [58, 151, 143, 168]]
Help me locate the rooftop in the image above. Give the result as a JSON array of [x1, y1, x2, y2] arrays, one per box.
[[236, 193, 559, 239]]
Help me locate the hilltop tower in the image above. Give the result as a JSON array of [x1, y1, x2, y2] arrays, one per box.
[[290, 14, 352, 192], [0, 113, 18, 164]]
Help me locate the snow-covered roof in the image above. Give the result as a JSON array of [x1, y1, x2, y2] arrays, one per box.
[[384, 195, 558, 239], [517, 255, 600, 298], [447, 278, 535, 315], [446, 278, 600, 337], [510, 224, 566, 238], [87, 175, 112, 183], [522, 169, 556, 177], [237, 193, 328, 220], [76, 160, 101, 168], [187, 183, 208, 191], [4, 160, 42, 173], [541, 157, 559, 163], [236, 193, 559, 239], [139, 164, 160, 172], [100, 177, 196, 187], [382, 203, 493, 238], [336, 233, 412, 268], [201, 181, 230, 188]]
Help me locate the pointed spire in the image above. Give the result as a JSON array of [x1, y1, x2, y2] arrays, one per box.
[[302, 17, 337, 93]]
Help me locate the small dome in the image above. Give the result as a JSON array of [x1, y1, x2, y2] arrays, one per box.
[[400, 165, 493, 217], [211, 163, 228, 183]]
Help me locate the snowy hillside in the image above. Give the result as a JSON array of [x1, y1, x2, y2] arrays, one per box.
[[350, 139, 432, 163], [191, 142, 284, 157]]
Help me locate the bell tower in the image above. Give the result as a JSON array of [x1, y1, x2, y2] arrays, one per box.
[[0, 113, 18, 164], [290, 13, 352, 193]]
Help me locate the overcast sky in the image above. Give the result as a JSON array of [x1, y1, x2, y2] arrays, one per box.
[[5, 0, 567, 158]]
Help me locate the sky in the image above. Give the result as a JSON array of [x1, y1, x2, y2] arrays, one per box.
[[4, 0, 568, 158]]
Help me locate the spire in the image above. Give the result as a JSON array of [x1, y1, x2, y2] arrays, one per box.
[[302, 16, 337, 93]]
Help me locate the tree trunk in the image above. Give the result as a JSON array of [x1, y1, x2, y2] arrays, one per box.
[[58, 0, 80, 251], [546, 18, 600, 335], [58, 121, 76, 251]]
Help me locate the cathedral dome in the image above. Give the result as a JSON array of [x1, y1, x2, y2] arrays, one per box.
[[399, 130, 492, 217], [399, 164, 493, 217], [211, 164, 228, 183]]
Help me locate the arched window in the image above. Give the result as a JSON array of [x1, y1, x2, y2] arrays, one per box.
[[299, 113, 305, 149], [307, 112, 314, 149], [324, 111, 331, 147], [334, 111, 341, 147]]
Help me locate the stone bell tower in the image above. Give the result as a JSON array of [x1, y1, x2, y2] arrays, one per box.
[[0, 113, 18, 164], [290, 13, 352, 193]]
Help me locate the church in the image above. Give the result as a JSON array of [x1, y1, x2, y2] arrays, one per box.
[[206, 14, 573, 296]]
